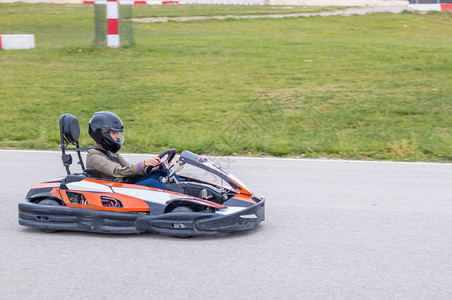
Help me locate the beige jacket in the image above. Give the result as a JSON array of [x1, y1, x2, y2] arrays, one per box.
[[86, 143, 146, 182]]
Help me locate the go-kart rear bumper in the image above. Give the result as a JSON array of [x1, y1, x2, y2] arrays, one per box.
[[18, 199, 265, 236]]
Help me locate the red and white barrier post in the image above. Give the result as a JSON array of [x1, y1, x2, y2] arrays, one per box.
[[106, 0, 120, 48]]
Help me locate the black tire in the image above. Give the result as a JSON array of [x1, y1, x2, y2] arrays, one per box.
[[37, 198, 60, 233], [170, 206, 195, 238], [171, 206, 195, 213], [38, 199, 60, 206]]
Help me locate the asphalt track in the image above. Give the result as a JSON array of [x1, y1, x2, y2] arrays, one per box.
[[1, 150, 451, 299]]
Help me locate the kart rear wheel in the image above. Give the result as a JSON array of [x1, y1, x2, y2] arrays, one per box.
[[37, 198, 61, 233]]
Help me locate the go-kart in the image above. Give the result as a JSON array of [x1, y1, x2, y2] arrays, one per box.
[[18, 114, 265, 237]]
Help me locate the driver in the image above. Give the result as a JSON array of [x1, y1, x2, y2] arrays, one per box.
[[86, 111, 169, 190]]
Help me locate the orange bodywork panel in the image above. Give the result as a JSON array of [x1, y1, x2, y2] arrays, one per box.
[[32, 182, 61, 189], [50, 188, 61, 198], [60, 190, 149, 212]]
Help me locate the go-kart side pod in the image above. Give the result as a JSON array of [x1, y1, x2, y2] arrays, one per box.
[[135, 199, 265, 237], [18, 202, 144, 234]]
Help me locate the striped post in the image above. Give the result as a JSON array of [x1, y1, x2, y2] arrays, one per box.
[[106, 0, 120, 48]]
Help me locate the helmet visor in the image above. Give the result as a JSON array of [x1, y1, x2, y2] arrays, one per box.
[[117, 130, 125, 146], [108, 130, 124, 146]]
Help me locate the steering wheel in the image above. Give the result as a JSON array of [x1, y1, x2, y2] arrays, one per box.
[[158, 148, 176, 165], [146, 149, 176, 174], [160, 149, 177, 184], [148, 149, 178, 185]]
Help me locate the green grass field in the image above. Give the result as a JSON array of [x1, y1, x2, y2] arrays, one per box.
[[0, 4, 451, 161]]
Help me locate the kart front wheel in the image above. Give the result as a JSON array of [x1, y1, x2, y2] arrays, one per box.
[[170, 206, 195, 238], [37, 198, 61, 233], [171, 206, 195, 213]]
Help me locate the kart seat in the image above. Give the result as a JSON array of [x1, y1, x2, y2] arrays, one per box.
[[60, 113, 88, 175], [61, 113, 80, 145]]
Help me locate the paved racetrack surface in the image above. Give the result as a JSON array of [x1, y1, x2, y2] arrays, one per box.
[[1, 150, 451, 299]]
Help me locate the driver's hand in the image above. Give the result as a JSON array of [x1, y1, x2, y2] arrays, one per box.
[[144, 156, 162, 167]]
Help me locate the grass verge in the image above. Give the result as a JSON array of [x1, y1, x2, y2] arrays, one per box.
[[0, 4, 451, 161]]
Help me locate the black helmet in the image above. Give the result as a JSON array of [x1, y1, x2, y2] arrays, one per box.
[[88, 111, 124, 153]]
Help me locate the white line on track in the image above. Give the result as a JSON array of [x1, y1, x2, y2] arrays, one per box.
[[1, 149, 450, 166]]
